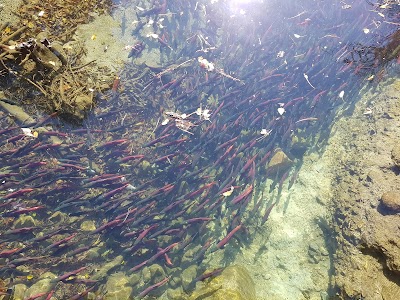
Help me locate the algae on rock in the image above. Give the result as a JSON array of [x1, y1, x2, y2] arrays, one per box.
[[188, 265, 256, 300]]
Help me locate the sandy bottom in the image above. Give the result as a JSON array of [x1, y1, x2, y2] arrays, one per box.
[[206, 149, 334, 300], [0, 0, 23, 25]]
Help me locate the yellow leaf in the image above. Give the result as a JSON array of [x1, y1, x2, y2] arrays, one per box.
[[222, 186, 234, 197], [91, 34, 97, 40], [27, 275, 34, 280]]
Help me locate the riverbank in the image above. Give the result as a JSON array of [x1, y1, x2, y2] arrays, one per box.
[[327, 76, 400, 299]]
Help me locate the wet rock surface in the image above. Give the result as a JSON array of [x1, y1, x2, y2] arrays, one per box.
[[188, 265, 256, 300], [12, 284, 27, 300], [92, 255, 124, 281], [103, 272, 132, 300], [14, 215, 36, 228], [0, 99, 36, 125], [328, 79, 400, 299], [24, 277, 54, 299]]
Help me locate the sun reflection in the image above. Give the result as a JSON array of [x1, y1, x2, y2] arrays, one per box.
[[229, 0, 256, 4], [220, 0, 264, 17]]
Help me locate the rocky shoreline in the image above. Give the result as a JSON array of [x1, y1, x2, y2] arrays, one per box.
[[327, 77, 400, 299]]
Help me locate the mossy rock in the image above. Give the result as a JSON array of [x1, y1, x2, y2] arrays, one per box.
[[104, 272, 132, 300], [12, 284, 27, 300], [181, 264, 198, 292], [148, 263, 166, 282], [14, 215, 36, 228], [137, 160, 152, 176], [188, 265, 256, 300], [24, 278, 54, 299], [49, 211, 66, 223], [80, 220, 97, 231], [92, 255, 124, 280]]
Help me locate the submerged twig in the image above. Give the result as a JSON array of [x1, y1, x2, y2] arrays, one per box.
[[0, 59, 47, 96], [0, 26, 27, 45], [155, 59, 195, 78]]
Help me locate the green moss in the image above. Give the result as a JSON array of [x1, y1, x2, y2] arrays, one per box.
[[141, 160, 151, 170]]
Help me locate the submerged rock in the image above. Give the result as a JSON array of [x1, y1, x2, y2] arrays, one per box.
[[24, 278, 54, 299], [188, 265, 256, 300], [380, 191, 400, 213], [32, 42, 63, 72], [86, 247, 101, 259], [48, 211, 66, 223], [148, 263, 166, 281], [72, 94, 94, 120], [167, 287, 185, 300], [14, 215, 36, 228], [92, 255, 124, 280], [104, 272, 132, 300], [80, 220, 97, 232], [39, 272, 57, 280], [12, 284, 27, 300], [0, 100, 35, 125], [34, 32, 64, 72], [181, 264, 198, 293], [266, 148, 293, 178], [391, 145, 400, 168], [290, 135, 309, 158]]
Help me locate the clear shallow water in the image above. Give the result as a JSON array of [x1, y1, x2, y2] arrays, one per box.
[[0, 0, 398, 299]]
